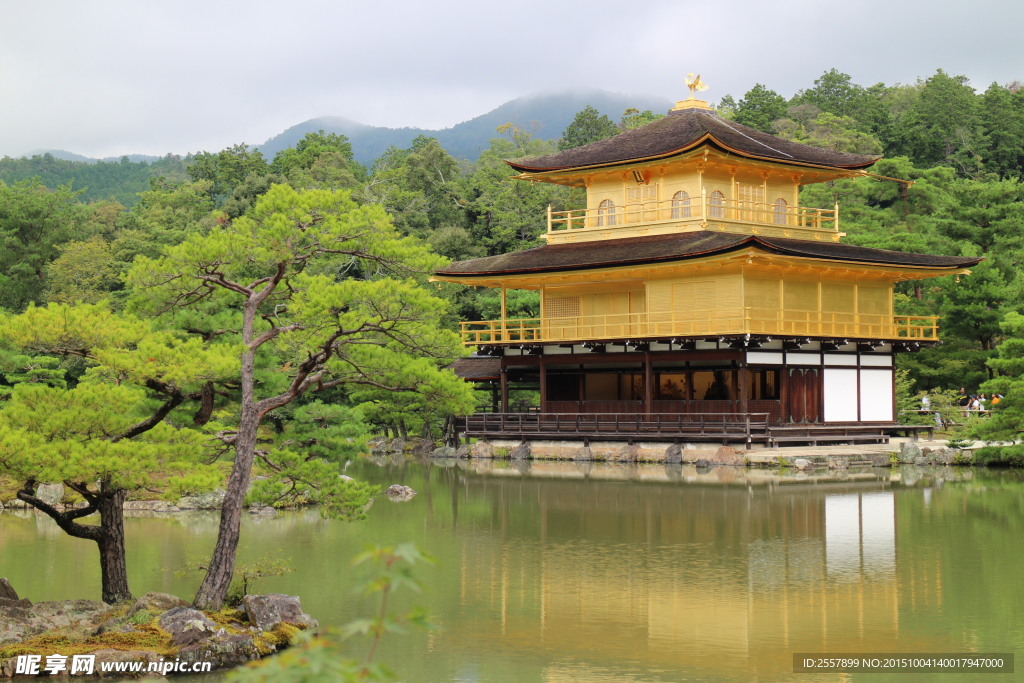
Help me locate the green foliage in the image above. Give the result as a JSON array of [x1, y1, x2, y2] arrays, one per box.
[[187, 143, 269, 204], [773, 111, 883, 155], [462, 128, 582, 255], [230, 556, 295, 606], [970, 312, 1024, 446], [793, 69, 871, 121], [122, 185, 470, 607], [0, 382, 213, 492], [0, 179, 91, 310], [979, 83, 1024, 179], [734, 84, 787, 132], [272, 130, 362, 191], [558, 105, 619, 150], [0, 153, 189, 206], [972, 444, 1024, 467], [45, 237, 121, 304], [619, 107, 663, 131], [178, 553, 295, 606], [896, 70, 981, 171], [0, 346, 67, 397], [0, 301, 230, 497], [364, 136, 465, 240], [352, 357, 476, 440]]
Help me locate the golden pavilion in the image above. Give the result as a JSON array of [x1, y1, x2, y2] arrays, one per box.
[[434, 84, 979, 446]]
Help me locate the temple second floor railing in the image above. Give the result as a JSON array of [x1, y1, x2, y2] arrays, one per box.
[[459, 309, 939, 345], [548, 194, 839, 235]]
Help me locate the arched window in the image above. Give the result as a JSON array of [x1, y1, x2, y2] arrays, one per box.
[[708, 190, 725, 219], [671, 190, 691, 219], [596, 199, 617, 227], [773, 198, 788, 225]]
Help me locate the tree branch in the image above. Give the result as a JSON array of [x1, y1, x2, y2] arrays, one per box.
[[111, 388, 185, 442], [17, 483, 102, 541]]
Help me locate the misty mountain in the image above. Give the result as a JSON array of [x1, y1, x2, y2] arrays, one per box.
[[16, 150, 167, 164], [259, 90, 672, 165], [19, 90, 671, 168]]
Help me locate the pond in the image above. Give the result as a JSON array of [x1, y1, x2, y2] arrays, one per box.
[[2, 460, 1022, 681]]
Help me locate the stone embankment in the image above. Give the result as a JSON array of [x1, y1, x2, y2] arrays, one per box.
[[429, 438, 972, 470], [0, 579, 316, 677]]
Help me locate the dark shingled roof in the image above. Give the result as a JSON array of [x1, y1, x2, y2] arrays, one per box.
[[451, 356, 501, 380], [508, 108, 879, 173], [435, 231, 981, 277]]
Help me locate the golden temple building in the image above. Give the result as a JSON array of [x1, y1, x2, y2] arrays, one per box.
[[434, 83, 980, 446]]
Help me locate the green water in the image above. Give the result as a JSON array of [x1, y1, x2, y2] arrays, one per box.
[[2, 461, 1021, 681]]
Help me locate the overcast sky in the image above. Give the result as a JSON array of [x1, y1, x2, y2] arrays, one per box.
[[2, 0, 1021, 159]]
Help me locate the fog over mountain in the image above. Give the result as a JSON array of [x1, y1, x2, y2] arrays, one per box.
[[21, 90, 672, 166]]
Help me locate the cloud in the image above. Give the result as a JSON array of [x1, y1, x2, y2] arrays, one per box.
[[2, 0, 1021, 158]]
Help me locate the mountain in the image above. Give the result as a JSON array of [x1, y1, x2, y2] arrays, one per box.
[[16, 150, 167, 164], [259, 89, 672, 166], [18, 149, 99, 163], [8, 90, 673, 170]]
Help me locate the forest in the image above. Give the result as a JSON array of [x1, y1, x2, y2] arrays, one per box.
[[1, 66, 1024, 495]]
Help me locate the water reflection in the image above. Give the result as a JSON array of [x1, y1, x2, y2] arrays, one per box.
[[1, 463, 1021, 682], [432, 466, 906, 680]]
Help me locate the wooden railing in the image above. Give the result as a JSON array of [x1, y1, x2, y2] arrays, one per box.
[[460, 310, 939, 345], [548, 195, 839, 235], [460, 412, 771, 446]]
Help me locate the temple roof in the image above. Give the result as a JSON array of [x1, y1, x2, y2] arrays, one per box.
[[508, 108, 879, 173], [451, 356, 501, 381], [435, 231, 981, 278]]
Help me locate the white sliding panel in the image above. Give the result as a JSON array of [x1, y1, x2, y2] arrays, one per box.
[[823, 368, 858, 421], [860, 369, 894, 421]]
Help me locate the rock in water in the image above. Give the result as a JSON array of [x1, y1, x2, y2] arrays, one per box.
[[242, 594, 317, 631], [385, 484, 416, 501]]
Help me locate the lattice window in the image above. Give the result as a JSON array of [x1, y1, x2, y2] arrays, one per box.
[[545, 295, 580, 320], [671, 190, 691, 219], [773, 197, 788, 225], [596, 199, 617, 227], [626, 185, 657, 222], [737, 184, 764, 205], [708, 190, 725, 218]]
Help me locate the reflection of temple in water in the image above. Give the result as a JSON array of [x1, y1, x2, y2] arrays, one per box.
[[441, 478, 923, 679]]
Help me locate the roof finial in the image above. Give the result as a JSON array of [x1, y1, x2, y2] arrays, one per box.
[[685, 73, 709, 99], [671, 72, 712, 112]]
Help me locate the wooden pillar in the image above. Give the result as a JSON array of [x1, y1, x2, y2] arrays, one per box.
[[781, 365, 791, 424], [644, 353, 653, 414], [738, 364, 750, 416], [539, 358, 548, 412], [500, 365, 509, 413], [500, 288, 507, 341]]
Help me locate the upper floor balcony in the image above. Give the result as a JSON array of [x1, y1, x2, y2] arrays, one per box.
[[546, 192, 840, 243], [460, 309, 939, 346]]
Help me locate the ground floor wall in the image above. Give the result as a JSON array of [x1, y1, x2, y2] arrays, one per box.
[[489, 338, 896, 424]]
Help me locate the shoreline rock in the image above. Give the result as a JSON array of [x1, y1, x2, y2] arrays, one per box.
[[0, 584, 318, 677]]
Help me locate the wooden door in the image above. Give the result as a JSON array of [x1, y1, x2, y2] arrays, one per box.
[[787, 368, 821, 423]]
